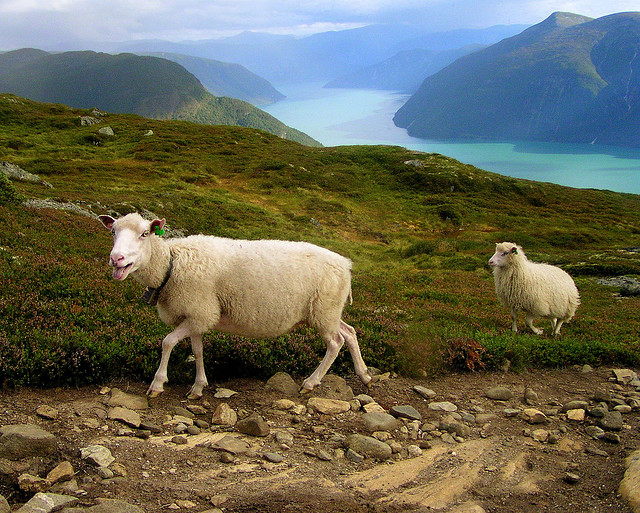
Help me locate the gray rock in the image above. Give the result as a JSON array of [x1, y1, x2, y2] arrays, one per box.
[[265, 372, 299, 396], [345, 448, 364, 462], [600, 411, 624, 431], [263, 452, 283, 463], [346, 434, 392, 460], [561, 400, 589, 412], [211, 435, 251, 455], [0, 424, 57, 460], [108, 389, 148, 410], [15, 492, 77, 513], [171, 406, 195, 419], [486, 387, 513, 401], [428, 401, 458, 412], [79, 445, 114, 467], [613, 369, 637, 384], [413, 386, 437, 399], [35, 405, 59, 420], [236, 414, 270, 437], [312, 374, 354, 401], [440, 420, 471, 438], [98, 126, 115, 136], [107, 406, 141, 428], [593, 389, 611, 403], [390, 405, 422, 421], [354, 394, 375, 405], [211, 403, 237, 426], [0, 161, 53, 188], [362, 412, 399, 432], [585, 426, 605, 439], [524, 388, 538, 404]]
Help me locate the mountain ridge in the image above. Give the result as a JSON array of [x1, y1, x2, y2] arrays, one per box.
[[393, 11, 640, 147], [0, 49, 319, 146]]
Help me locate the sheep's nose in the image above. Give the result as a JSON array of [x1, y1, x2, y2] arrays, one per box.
[[110, 253, 125, 266]]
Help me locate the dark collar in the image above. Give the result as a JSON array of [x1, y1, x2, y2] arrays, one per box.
[[141, 251, 174, 306]]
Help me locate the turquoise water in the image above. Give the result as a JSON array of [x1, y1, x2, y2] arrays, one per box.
[[264, 83, 640, 195]]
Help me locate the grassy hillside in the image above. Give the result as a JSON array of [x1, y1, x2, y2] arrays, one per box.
[[0, 49, 319, 147], [1, 94, 640, 389], [394, 12, 640, 148]]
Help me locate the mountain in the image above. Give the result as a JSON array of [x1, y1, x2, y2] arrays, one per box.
[[0, 49, 319, 146], [112, 23, 529, 85], [393, 12, 640, 148], [325, 45, 483, 93], [144, 52, 285, 106]]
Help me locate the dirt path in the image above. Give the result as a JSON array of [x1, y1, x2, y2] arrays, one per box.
[[1, 366, 639, 512]]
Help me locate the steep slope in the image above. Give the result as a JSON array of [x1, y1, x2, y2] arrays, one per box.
[[0, 50, 319, 146], [146, 52, 285, 106], [393, 12, 640, 148]]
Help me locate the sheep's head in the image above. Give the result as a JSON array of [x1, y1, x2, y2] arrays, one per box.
[[99, 213, 165, 281], [488, 242, 521, 268]]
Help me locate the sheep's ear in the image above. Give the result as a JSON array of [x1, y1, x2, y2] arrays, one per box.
[[99, 215, 116, 230], [150, 218, 166, 236], [511, 246, 518, 255]]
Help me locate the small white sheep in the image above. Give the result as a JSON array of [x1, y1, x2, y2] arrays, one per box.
[[99, 213, 371, 398], [488, 242, 580, 335]]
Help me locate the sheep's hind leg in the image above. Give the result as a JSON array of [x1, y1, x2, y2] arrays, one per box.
[[301, 331, 344, 392], [552, 319, 565, 336], [187, 334, 208, 400], [525, 314, 543, 335], [510, 309, 518, 332], [148, 321, 192, 398], [340, 320, 371, 386]]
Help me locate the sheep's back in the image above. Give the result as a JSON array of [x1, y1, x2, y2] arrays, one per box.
[[162, 236, 352, 336]]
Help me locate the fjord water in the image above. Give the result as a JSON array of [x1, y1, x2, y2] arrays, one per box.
[[263, 83, 640, 195]]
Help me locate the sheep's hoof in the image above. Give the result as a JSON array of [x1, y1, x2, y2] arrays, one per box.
[[147, 389, 163, 398], [186, 389, 203, 400], [299, 386, 313, 395]]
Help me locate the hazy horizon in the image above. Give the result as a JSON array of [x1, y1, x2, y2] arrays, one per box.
[[0, 1, 638, 51]]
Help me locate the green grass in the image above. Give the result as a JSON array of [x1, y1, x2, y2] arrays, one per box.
[[1, 93, 640, 388]]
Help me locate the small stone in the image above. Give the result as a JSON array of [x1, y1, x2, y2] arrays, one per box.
[[172, 436, 188, 445], [428, 401, 458, 412], [36, 405, 59, 420], [265, 372, 299, 396], [600, 411, 623, 431], [413, 386, 437, 399], [15, 493, 78, 512], [407, 445, 423, 458], [108, 389, 149, 410], [186, 404, 207, 415], [263, 452, 284, 463], [236, 414, 270, 437], [46, 461, 74, 484], [390, 405, 422, 421], [79, 445, 114, 467], [532, 429, 549, 442], [316, 449, 333, 461], [187, 425, 201, 435], [220, 452, 235, 463], [564, 472, 581, 484], [362, 402, 386, 413], [18, 473, 50, 493], [503, 409, 520, 418], [566, 409, 585, 421], [212, 403, 237, 426], [307, 397, 351, 414], [212, 435, 251, 455], [214, 387, 239, 399], [96, 466, 114, 479], [172, 406, 195, 419], [486, 387, 513, 401], [0, 424, 57, 460], [562, 400, 589, 412], [355, 394, 375, 405], [362, 412, 399, 432], [524, 388, 538, 404], [585, 426, 605, 439], [345, 448, 364, 462], [522, 408, 547, 424], [140, 421, 162, 433], [346, 434, 392, 460], [273, 399, 296, 410], [614, 404, 632, 414], [108, 406, 141, 428], [613, 369, 637, 384]]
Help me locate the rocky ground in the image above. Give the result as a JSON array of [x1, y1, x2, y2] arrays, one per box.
[[1, 366, 640, 513]]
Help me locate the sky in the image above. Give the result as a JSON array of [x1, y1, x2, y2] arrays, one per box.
[[0, 0, 638, 51]]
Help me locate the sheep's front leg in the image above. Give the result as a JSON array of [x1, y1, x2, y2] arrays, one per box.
[[552, 319, 565, 336], [148, 321, 193, 398], [187, 334, 208, 400], [301, 331, 344, 392], [525, 314, 543, 335]]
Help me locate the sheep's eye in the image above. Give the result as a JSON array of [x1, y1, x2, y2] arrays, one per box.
[[141, 230, 150, 238], [111, 228, 116, 236], [502, 251, 509, 256]]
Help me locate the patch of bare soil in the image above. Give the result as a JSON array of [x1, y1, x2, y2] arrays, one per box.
[[1, 366, 638, 512]]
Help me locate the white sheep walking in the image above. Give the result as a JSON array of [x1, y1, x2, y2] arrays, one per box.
[[489, 242, 580, 335], [99, 213, 371, 399]]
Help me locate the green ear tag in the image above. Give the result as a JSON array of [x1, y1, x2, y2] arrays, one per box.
[[154, 226, 165, 236]]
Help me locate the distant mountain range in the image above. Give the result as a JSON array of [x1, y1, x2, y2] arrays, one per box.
[[109, 23, 529, 85], [394, 12, 640, 148], [0, 49, 319, 146], [325, 45, 484, 93]]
